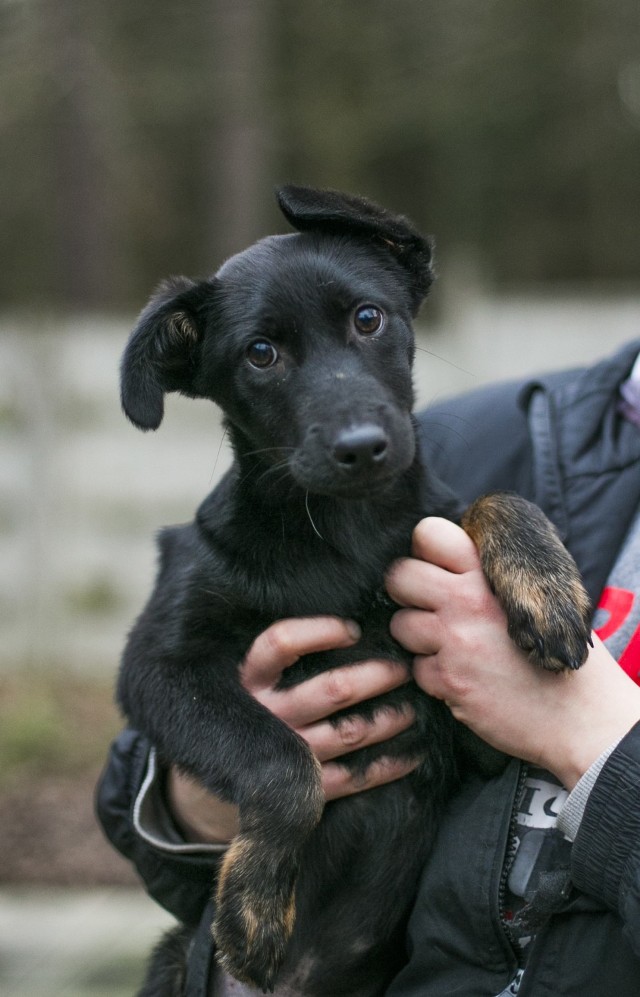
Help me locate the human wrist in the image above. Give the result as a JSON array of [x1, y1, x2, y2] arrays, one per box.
[[542, 696, 640, 790], [539, 638, 640, 790], [556, 739, 622, 840], [167, 768, 240, 845]]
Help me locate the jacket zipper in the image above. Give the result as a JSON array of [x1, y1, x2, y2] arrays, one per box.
[[497, 761, 528, 967]]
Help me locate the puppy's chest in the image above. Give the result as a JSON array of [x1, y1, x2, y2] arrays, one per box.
[[214, 532, 405, 622], [196, 469, 425, 620]]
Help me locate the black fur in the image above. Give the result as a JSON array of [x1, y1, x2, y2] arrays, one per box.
[[119, 186, 591, 996]]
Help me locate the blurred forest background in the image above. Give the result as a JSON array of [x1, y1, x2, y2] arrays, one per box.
[[1, 2, 640, 990], [2, 0, 640, 307]]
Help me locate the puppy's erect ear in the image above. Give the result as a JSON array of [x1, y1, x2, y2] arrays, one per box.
[[276, 185, 433, 312], [121, 276, 212, 430]]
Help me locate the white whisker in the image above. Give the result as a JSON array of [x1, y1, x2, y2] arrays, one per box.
[[305, 491, 326, 542], [414, 345, 476, 378], [210, 426, 229, 484]]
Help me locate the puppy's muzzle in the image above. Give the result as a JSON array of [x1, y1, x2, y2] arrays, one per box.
[[332, 423, 389, 471], [290, 410, 415, 497]]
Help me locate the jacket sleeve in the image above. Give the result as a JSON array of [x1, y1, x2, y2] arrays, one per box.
[[571, 720, 640, 957], [95, 728, 222, 926]]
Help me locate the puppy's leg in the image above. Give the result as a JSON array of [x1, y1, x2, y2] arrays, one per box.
[[462, 493, 592, 672], [212, 752, 324, 992], [214, 839, 300, 992], [121, 652, 324, 992]]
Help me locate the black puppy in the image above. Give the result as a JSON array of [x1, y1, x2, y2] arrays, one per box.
[[119, 186, 591, 996]]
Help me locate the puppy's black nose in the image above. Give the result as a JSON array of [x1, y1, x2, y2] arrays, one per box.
[[332, 424, 389, 469]]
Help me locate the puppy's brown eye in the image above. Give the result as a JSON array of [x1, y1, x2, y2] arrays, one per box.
[[246, 340, 278, 369], [353, 305, 385, 335]]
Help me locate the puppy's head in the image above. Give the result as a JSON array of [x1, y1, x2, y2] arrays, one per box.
[[121, 186, 434, 497]]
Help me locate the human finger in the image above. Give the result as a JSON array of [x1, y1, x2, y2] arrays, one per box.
[[411, 652, 451, 704], [411, 516, 481, 573], [386, 556, 449, 610], [300, 703, 416, 762], [264, 658, 412, 729], [389, 606, 442, 656], [241, 616, 361, 693], [321, 755, 420, 801]]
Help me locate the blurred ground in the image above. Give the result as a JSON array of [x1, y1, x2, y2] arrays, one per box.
[[0, 759, 175, 997], [0, 675, 133, 884], [0, 888, 175, 997], [0, 767, 134, 887], [0, 675, 169, 996]]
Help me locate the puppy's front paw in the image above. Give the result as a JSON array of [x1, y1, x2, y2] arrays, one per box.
[[462, 493, 592, 673], [213, 836, 297, 992], [503, 580, 592, 672]]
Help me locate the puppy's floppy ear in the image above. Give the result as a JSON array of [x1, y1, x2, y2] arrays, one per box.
[[121, 276, 211, 430], [276, 185, 434, 313]]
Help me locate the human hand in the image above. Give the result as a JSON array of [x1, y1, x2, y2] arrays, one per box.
[[168, 616, 418, 844], [386, 516, 640, 790]]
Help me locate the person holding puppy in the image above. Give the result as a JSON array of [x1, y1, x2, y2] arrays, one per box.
[[98, 339, 640, 995]]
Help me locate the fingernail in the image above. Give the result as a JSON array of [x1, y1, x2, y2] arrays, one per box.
[[345, 620, 361, 640]]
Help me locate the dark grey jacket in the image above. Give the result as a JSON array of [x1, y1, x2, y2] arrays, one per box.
[[97, 340, 640, 996]]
